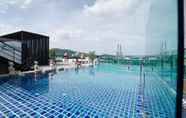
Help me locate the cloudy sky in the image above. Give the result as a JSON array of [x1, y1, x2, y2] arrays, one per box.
[[0, 0, 178, 55]]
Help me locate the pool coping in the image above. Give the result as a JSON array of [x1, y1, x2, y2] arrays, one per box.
[[0, 68, 59, 78], [0, 64, 92, 78]]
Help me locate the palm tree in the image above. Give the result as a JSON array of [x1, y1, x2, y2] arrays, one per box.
[[88, 51, 96, 65]]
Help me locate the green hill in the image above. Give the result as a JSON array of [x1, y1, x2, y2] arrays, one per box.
[[49, 48, 89, 58]]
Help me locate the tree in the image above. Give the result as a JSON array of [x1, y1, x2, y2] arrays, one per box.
[[88, 51, 96, 64], [49, 49, 56, 59]]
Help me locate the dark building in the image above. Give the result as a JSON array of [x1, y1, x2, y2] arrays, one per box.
[[0, 31, 49, 73]]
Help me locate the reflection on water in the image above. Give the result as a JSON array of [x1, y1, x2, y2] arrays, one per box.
[[89, 66, 95, 77], [74, 66, 96, 77], [20, 73, 49, 94], [0, 73, 50, 95], [75, 68, 79, 74]]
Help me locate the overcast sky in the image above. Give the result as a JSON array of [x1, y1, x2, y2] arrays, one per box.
[[0, 0, 177, 55]]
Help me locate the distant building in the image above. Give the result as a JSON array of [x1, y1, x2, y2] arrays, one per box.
[[0, 31, 49, 73]]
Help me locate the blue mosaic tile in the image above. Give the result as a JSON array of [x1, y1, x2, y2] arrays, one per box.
[[0, 64, 176, 118]]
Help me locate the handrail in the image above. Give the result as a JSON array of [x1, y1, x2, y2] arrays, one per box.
[[1, 45, 21, 56], [0, 40, 21, 52], [0, 46, 21, 59], [0, 41, 22, 64], [0, 49, 21, 62], [0, 49, 21, 59]]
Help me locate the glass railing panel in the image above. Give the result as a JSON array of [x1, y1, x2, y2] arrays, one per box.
[[144, 0, 177, 117]]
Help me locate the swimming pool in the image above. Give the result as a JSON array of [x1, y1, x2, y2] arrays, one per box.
[[0, 64, 176, 118]]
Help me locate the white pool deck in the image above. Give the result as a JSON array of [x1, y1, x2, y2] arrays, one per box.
[[0, 63, 93, 78]]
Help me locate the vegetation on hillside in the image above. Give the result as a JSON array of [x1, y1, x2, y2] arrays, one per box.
[[88, 51, 96, 63], [49, 48, 95, 59], [49, 49, 56, 59]]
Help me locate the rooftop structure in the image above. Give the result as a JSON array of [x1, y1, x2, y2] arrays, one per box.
[[0, 31, 49, 73]]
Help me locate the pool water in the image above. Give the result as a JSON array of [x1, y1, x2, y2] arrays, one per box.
[[0, 64, 176, 118]]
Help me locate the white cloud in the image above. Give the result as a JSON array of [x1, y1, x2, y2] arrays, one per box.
[[46, 0, 151, 55], [83, 0, 144, 17], [0, 5, 8, 14], [0, 0, 152, 55], [21, 0, 32, 9], [84, 0, 130, 16], [0, 0, 32, 13], [50, 27, 84, 41], [0, 24, 20, 35]]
